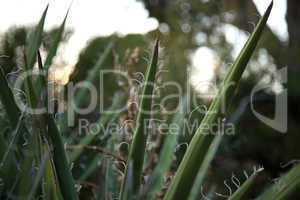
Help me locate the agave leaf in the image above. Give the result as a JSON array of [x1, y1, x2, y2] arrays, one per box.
[[107, 137, 121, 198], [27, 152, 50, 200], [228, 167, 263, 200], [23, 6, 49, 111], [257, 164, 300, 200], [35, 49, 48, 107], [0, 112, 25, 169], [164, 2, 273, 199], [17, 121, 46, 199], [17, 150, 36, 198], [16, 119, 45, 198], [188, 134, 222, 200], [35, 8, 68, 103], [25, 5, 48, 70], [36, 50, 62, 200], [23, 51, 38, 112], [0, 67, 21, 126], [22, 54, 44, 158], [0, 67, 33, 193], [97, 154, 120, 200], [44, 11, 69, 70], [121, 161, 134, 200], [0, 122, 22, 191], [0, 65, 27, 152], [47, 114, 78, 200], [119, 39, 159, 198], [95, 159, 107, 200], [142, 96, 187, 200], [42, 142, 62, 200]]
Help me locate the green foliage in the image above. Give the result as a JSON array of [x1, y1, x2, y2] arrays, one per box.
[[1, 1, 300, 200], [25, 5, 48, 70], [163, 2, 273, 199], [0, 67, 20, 126], [119, 39, 159, 198], [47, 114, 78, 200], [257, 164, 300, 200], [142, 96, 187, 199], [0, 7, 77, 200], [228, 167, 263, 200]]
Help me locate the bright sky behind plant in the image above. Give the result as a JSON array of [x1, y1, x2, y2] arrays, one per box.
[[0, 0, 287, 65], [0, 0, 287, 91], [0, 0, 158, 65]]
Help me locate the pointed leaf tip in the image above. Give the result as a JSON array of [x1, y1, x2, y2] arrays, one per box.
[[37, 50, 43, 70], [45, 4, 49, 12], [267, 0, 273, 13], [155, 38, 159, 50]]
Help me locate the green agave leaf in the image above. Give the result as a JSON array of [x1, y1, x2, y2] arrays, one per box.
[[257, 164, 300, 200], [97, 155, 120, 200], [106, 138, 121, 199], [36, 50, 48, 102], [42, 142, 62, 200], [0, 67, 21, 127], [0, 65, 27, 157], [25, 5, 48, 70], [188, 134, 222, 200], [16, 118, 45, 198], [19, 51, 52, 199], [0, 131, 10, 176], [120, 161, 134, 200], [164, 2, 273, 199], [37, 71, 61, 199], [35, 8, 68, 96], [17, 121, 46, 199], [0, 66, 36, 195], [143, 96, 187, 200], [0, 112, 24, 169], [0, 120, 23, 191], [17, 150, 36, 198], [23, 53, 38, 112], [44, 11, 69, 70], [36, 51, 62, 199], [228, 167, 263, 200], [23, 6, 49, 112], [95, 159, 107, 200], [47, 114, 78, 200], [35, 9, 67, 114], [27, 152, 50, 200], [119, 39, 159, 198]]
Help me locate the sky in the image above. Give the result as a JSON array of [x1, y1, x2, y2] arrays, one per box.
[[0, 0, 287, 65], [0, 0, 158, 65], [0, 0, 287, 89]]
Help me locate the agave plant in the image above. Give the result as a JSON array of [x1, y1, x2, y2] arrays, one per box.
[[0, 1, 299, 200]]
